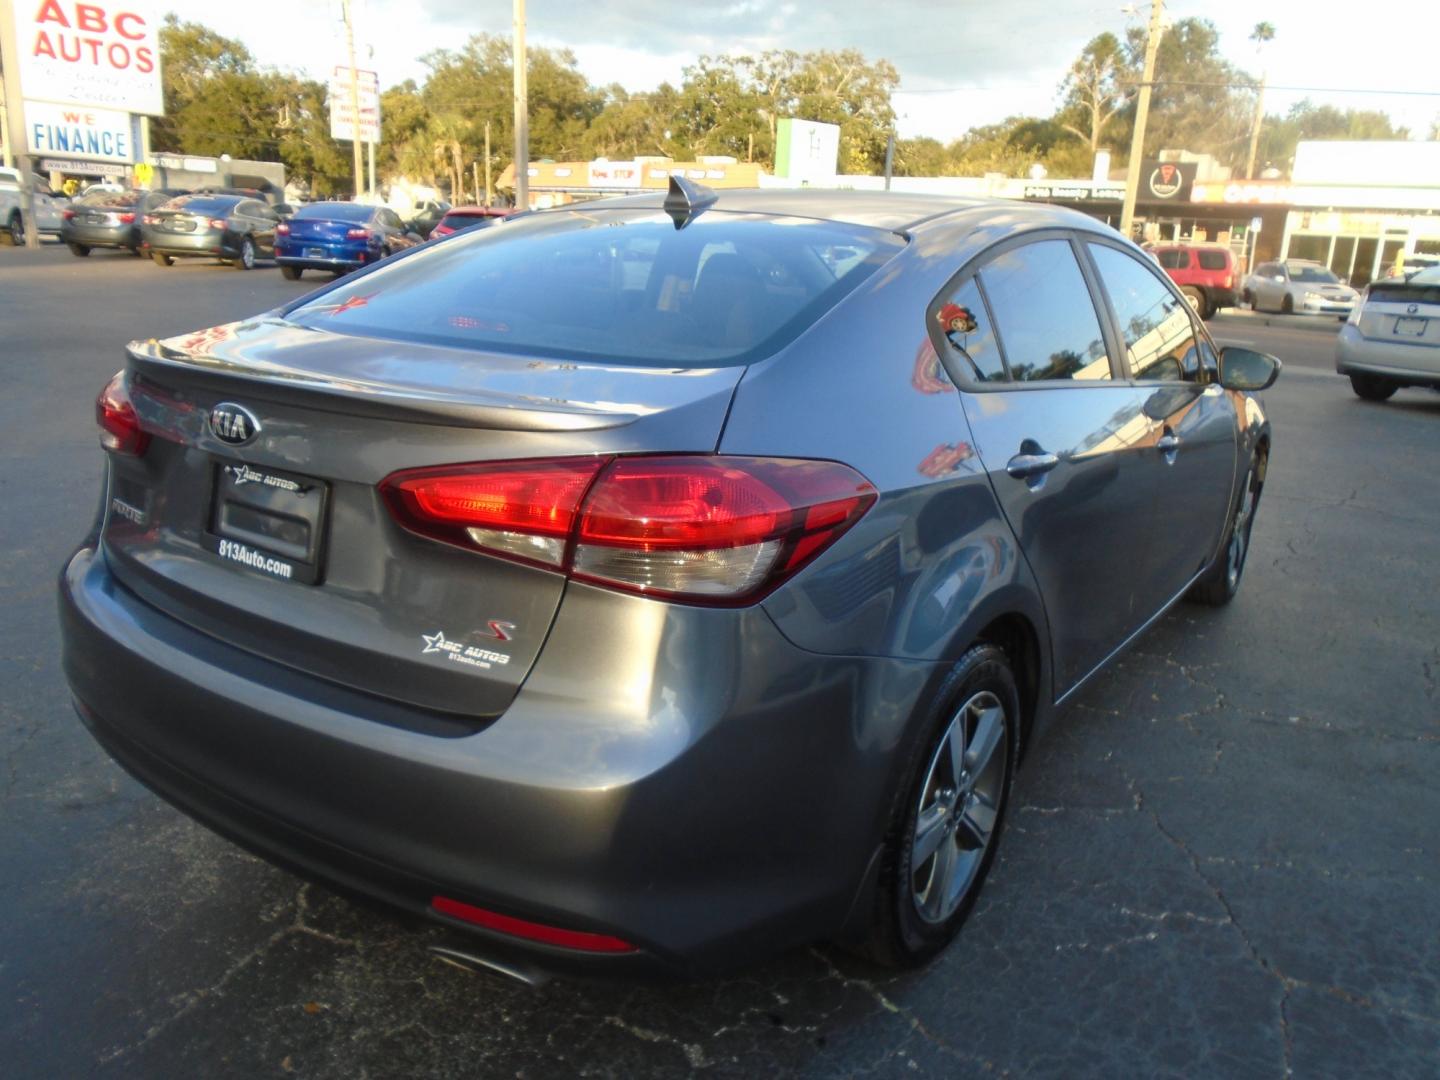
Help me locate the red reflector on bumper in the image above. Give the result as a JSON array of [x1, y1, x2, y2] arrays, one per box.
[[431, 896, 638, 953]]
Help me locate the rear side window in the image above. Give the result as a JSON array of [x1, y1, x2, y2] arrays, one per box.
[[1089, 244, 1202, 382], [975, 240, 1111, 382], [935, 278, 1006, 382], [286, 210, 905, 367], [1157, 249, 1186, 269], [1197, 250, 1228, 271]]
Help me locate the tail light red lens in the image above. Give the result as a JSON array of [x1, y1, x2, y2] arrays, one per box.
[[381, 455, 876, 604], [346, 227, 371, 240], [118, 212, 135, 224], [276, 222, 290, 235], [431, 896, 637, 953], [95, 371, 149, 456], [63, 209, 75, 220]]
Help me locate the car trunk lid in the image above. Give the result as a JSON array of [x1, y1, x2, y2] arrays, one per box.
[[1359, 282, 1440, 346], [287, 218, 363, 242], [103, 317, 743, 721]]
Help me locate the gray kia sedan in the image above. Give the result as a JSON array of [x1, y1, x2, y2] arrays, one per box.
[[59, 184, 1278, 980]]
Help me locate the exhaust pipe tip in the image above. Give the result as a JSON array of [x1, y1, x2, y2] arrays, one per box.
[[427, 943, 550, 988]]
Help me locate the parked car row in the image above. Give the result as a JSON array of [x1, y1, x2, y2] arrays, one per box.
[[31, 188, 513, 275]]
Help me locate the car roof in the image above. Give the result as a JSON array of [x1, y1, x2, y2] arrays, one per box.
[[540, 188, 1108, 233]]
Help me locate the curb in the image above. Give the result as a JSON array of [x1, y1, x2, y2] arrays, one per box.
[[1209, 309, 1343, 335]]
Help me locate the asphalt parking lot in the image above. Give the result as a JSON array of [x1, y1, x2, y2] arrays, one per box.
[[2, 243, 1436, 1078]]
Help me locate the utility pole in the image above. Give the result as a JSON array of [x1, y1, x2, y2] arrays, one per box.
[[472, 161, 479, 204], [368, 138, 376, 195], [0, 1, 39, 247], [1245, 23, 1276, 180], [1119, 0, 1164, 240], [484, 121, 492, 206], [512, 0, 528, 211], [343, 0, 364, 198]]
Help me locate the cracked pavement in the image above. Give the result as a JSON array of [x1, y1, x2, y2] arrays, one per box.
[[3, 250, 1438, 1077]]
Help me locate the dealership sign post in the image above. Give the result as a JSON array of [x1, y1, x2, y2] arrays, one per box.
[[1, 0, 163, 247]]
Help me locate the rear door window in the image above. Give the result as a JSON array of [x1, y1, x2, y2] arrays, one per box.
[[934, 278, 1006, 382], [286, 210, 905, 367], [972, 239, 1112, 382], [1088, 243, 1204, 382], [1197, 250, 1228, 270]]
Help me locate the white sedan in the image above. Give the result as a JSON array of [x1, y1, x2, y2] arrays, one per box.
[[1336, 266, 1440, 401]]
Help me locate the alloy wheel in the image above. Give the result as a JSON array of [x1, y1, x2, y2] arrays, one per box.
[[240, 239, 255, 269], [910, 690, 1008, 925], [9, 216, 22, 245]]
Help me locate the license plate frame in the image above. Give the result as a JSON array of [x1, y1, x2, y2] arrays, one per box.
[[1394, 316, 1428, 337], [205, 460, 330, 585], [305, 246, 327, 258]]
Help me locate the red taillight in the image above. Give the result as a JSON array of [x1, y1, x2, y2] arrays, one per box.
[[118, 212, 135, 224], [431, 896, 637, 953], [346, 227, 371, 240], [63, 208, 75, 220], [209, 217, 226, 229], [275, 222, 290, 235], [381, 455, 877, 604], [95, 371, 149, 456], [1223, 272, 1233, 289]]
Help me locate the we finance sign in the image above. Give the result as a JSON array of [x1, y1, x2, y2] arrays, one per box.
[[10, 1, 163, 115], [26, 101, 139, 162]]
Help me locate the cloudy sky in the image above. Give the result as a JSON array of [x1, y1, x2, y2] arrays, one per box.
[[169, 0, 1439, 144]]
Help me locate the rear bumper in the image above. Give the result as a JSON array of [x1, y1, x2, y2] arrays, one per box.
[[62, 223, 138, 248], [275, 239, 374, 270], [1337, 325, 1440, 386], [59, 543, 932, 976], [141, 229, 232, 258]]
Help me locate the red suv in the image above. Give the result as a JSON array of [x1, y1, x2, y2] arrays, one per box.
[[1146, 243, 1238, 319]]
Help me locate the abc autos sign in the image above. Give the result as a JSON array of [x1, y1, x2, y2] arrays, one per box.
[[9, 1, 163, 115]]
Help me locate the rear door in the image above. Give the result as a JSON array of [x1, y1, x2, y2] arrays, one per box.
[[240, 201, 277, 254], [940, 233, 1163, 697], [1084, 240, 1237, 610]]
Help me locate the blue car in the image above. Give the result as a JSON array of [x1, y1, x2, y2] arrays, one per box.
[[275, 202, 420, 280]]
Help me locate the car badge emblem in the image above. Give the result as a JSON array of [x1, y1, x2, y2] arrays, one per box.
[[1407, 303, 1419, 314], [209, 402, 261, 446]]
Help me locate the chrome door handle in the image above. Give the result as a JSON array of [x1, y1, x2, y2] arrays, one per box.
[[1006, 451, 1060, 479], [1157, 434, 1181, 453]]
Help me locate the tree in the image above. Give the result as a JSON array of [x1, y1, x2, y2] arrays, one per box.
[[583, 85, 686, 160], [1057, 32, 1130, 154], [1254, 100, 1409, 174]]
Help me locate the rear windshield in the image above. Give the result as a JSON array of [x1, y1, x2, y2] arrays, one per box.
[[78, 189, 142, 208], [161, 195, 242, 213], [285, 208, 905, 367], [1368, 281, 1440, 305], [1197, 250, 1228, 270], [295, 202, 373, 222]]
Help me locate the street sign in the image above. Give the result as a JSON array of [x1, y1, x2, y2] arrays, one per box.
[[1250, 216, 1263, 233], [8, 0, 164, 115], [328, 66, 380, 144]]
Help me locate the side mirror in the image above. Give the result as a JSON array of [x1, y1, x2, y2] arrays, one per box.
[[1218, 347, 1281, 391]]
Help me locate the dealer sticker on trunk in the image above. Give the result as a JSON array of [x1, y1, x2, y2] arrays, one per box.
[[421, 630, 512, 670]]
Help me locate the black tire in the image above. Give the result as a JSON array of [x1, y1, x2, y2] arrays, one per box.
[[67, 241, 91, 257], [280, 264, 303, 281], [151, 252, 173, 266], [235, 237, 256, 270], [2, 214, 21, 246], [859, 644, 1018, 968], [1241, 288, 1254, 307], [1281, 293, 1294, 314], [1350, 374, 1397, 402], [1188, 450, 1264, 607], [1181, 286, 1207, 319]]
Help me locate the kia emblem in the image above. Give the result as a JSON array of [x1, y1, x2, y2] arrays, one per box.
[[209, 402, 261, 446]]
